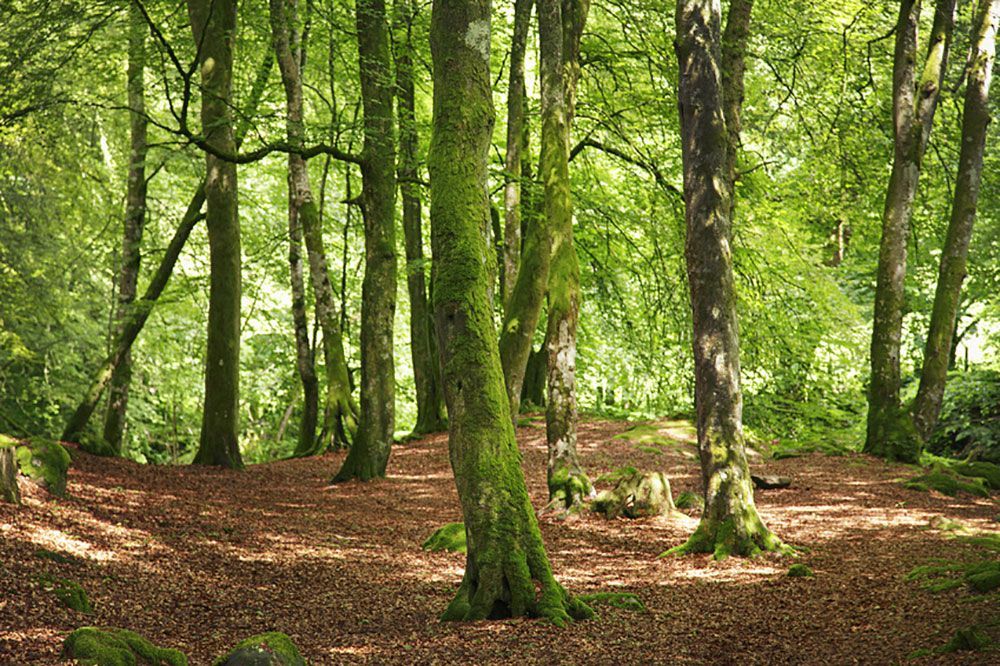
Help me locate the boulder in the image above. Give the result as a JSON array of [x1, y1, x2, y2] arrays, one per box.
[[213, 633, 306, 666]]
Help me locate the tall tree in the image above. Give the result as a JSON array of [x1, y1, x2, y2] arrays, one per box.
[[188, 0, 243, 468], [333, 0, 397, 481], [394, 0, 446, 435], [429, 0, 592, 624], [101, 0, 148, 456], [270, 0, 319, 453], [865, 0, 955, 462], [670, 0, 786, 558], [912, 0, 998, 440], [500, 0, 533, 307], [540, 0, 591, 511]]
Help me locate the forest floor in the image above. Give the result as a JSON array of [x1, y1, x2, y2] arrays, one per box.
[[1, 416, 997, 665]]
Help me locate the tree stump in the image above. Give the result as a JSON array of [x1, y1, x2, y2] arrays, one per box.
[[592, 470, 675, 519]]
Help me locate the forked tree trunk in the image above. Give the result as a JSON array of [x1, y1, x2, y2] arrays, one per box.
[[101, 0, 148, 456], [540, 0, 591, 511], [429, 0, 591, 625], [270, 0, 319, 453], [394, 0, 446, 435], [913, 0, 998, 440], [333, 0, 397, 481], [670, 0, 786, 559], [865, 0, 955, 462], [189, 0, 243, 469]]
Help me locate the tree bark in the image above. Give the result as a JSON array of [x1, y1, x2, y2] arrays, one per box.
[[429, 0, 591, 624], [501, 0, 533, 308], [865, 0, 955, 462], [539, 0, 591, 511], [270, 0, 319, 454], [394, 0, 446, 436], [101, 0, 149, 456], [1, 445, 19, 504], [912, 0, 998, 440], [670, 0, 786, 559], [333, 0, 397, 481], [189, 0, 243, 468]]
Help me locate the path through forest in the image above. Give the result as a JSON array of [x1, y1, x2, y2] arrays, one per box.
[[1, 418, 996, 664]]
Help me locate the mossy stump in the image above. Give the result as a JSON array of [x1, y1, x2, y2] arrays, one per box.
[[63, 627, 187, 666], [15, 439, 71, 497], [212, 632, 305, 666], [592, 470, 675, 519]]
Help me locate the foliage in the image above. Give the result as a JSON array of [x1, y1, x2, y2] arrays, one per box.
[[928, 370, 1000, 464]]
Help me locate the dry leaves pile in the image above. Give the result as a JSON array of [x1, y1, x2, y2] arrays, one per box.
[[0, 418, 996, 664]]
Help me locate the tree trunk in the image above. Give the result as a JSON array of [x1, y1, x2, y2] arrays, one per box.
[[670, 0, 785, 559], [333, 0, 397, 482], [394, 0, 446, 436], [539, 0, 591, 511], [1, 445, 19, 504], [865, 0, 955, 462], [60, 54, 273, 446], [912, 0, 998, 440], [428, 0, 591, 624], [189, 0, 243, 469], [270, 0, 320, 454], [101, 0, 148, 456], [521, 344, 546, 407], [501, 0, 533, 308]]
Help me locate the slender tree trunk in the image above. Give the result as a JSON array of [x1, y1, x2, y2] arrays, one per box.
[[333, 0, 397, 481], [270, 0, 319, 454], [189, 0, 243, 468], [101, 0, 148, 456], [670, 0, 786, 559], [913, 0, 998, 440], [1, 445, 19, 504], [61, 55, 273, 446], [865, 0, 955, 462], [429, 0, 591, 624], [394, 0, 446, 436], [501, 0, 533, 308], [539, 0, 591, 511]]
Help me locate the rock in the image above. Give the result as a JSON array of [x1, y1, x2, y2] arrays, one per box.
[[63, 627, 187, 666], [213, 632, 306, 666], [592, 470, 675, 519], [751, 474, 791, 490], [15, 439, 71, 497]]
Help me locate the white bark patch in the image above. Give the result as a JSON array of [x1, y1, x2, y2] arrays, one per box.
[[464, 19, 490, 62], [202, 57, 216, 77]]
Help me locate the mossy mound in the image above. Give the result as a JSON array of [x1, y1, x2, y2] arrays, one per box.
[[15, 439, 72, 497], [903, 470, 989, 498], [674, 491, 704, 510], [614, 423, 697, 458], [41, 575, 92, 613], [787, 563, 814, 578], [592, 470, 674, 519], [576, 592, 646, 612], [949, 461, 1000, 490], [212, 632, 305, 666], [940, 626, 990, 653], [421, 522, 466, 553], [35, 548, 79, 565], [908, 559, 1000, 594], [63, 626, 187, 666]]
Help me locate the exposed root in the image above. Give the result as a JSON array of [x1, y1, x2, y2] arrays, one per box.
[[661, 515, 795, 560]]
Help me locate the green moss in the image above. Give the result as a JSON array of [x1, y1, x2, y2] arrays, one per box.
[[63, 627, 187, 666], [908, 559, 1000, 594], [674, 491, 704, 510], [212, 632, 305, 666], [421, 522, 466, 553], [940, 626, 990, 653], [0, 433, 18, 448], [40, 575, 92, 613], [595, 466, 638, 484], [15, 439, 72, 497], [787, 563, 814, 578], [949, 461, 1000, 490], [576, 592, 645, 612], [903, 470, 989, 498], [35, 548, 78, 565]]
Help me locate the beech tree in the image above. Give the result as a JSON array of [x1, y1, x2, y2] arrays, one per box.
[[429, 0, 591, 624]]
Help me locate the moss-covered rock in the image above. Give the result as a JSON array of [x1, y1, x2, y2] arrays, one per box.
[[62, 626, 187, 665], [212, 632, 305, 666], [674, 491, 704, 510], [903, 470, 989, 498], [40, 575, 92, 613], [592, 470, 674, 519], [787, 563, 814, 578], [15, 439, 71, 497], [421, 522, 466, 553], [949, 461, 1000, 490]]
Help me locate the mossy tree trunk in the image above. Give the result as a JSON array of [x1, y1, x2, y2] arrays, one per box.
[[270, 0, 320, 454], [429, 0, 591, 625], [913, 0, 998, 440], [501, 0, 533, 308], [865, 0, 955, 463], [540, 0, 591, 511], [333, 0, 397, 481], [671, 0, 785, 559], [189, 0, 243, 469], [1, 445, 19, 504], [101, 0, 148, 456], [394, 0, 446, 436]]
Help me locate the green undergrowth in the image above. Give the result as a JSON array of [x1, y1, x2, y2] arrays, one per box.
[[903, 469, 990, 498], [39, 575, 91, 613], [421, 522, 466, 553], [63, 626, 187, 666], [576, 592, 646, 612], [909, 626, 994, 658], [614, 422, 697, 453], [212, 632, 305, 666], [35, 548, 78, 565], [920, 453, 1000, 490], [909, 532, 1000, 594], [768, 431, 859, 460]]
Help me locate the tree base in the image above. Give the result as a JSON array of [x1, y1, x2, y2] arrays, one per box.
[[864, 407, 922, 463], [542, 469, 594, 515], [661, 514, 794, 560]]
